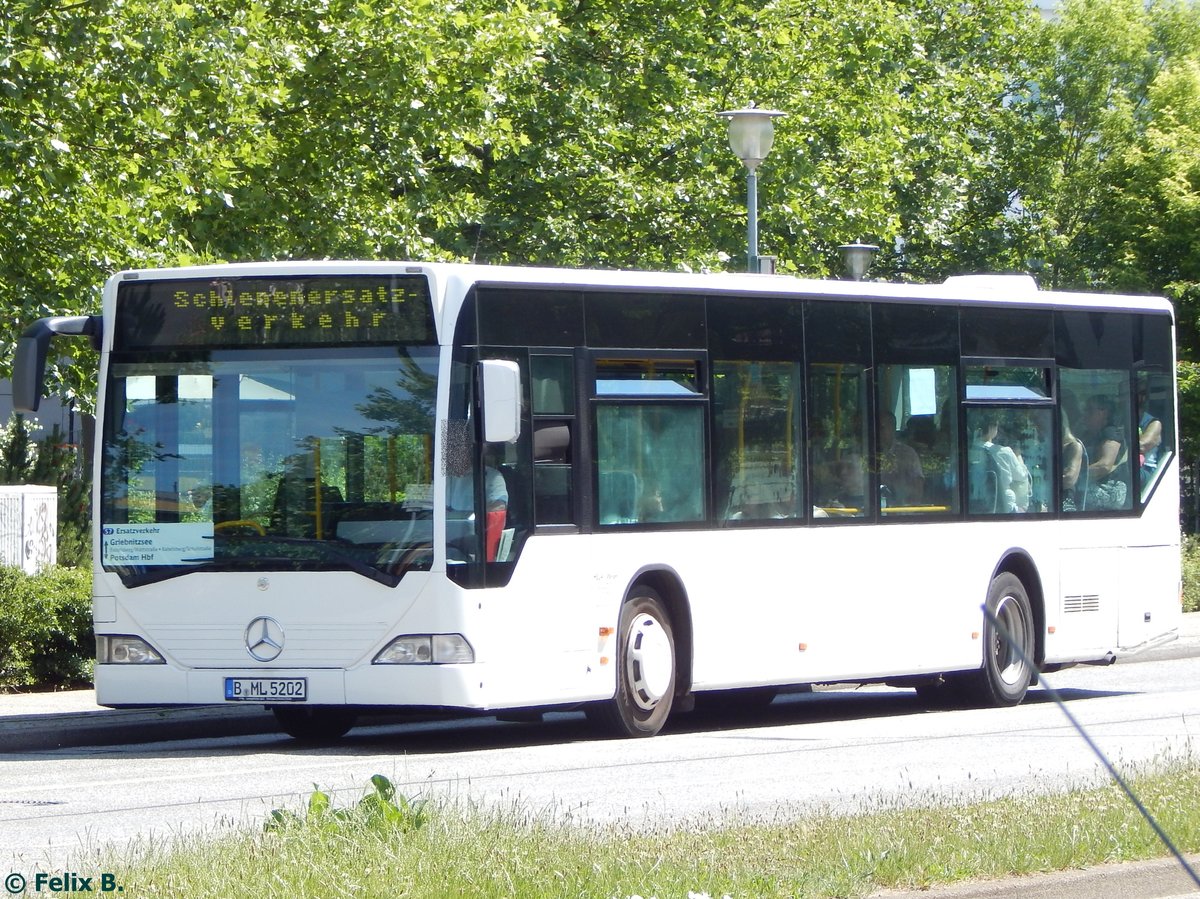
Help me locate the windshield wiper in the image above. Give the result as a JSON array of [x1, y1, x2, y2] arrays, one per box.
[[118, 559, 225, 588]]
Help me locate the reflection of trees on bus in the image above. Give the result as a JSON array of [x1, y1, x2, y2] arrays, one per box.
[[102, 427, 181, 524], [355, 355, 437, 433]]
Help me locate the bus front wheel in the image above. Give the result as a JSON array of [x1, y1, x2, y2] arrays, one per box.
[[589, 587, 676, 738], [272, 705, 357, 742], [963, 572, 1035, 707]]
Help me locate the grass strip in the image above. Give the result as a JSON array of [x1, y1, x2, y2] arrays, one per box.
[[98, 759, 1200, 899]]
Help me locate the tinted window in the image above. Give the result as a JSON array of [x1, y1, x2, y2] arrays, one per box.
[[965, 365, 1052, 401], [806, 302, 871, 519], [805, 301, 870, 363], [1134, 314, 1174, 369], [596, 405, 705, 525], [531, 355, 574, 414], [707, 295, 804, 361], [878, 364, 959, 515], [962, 307, 1053, 358], [1055, 311, 1133, 370], [966, 407, 1053, 514], [874, 304, 958, 365], [477, 288, 584, 347], [712, 361, 804, 523], [1060, 368, 1133, 514], [585, 292, 705, 349]]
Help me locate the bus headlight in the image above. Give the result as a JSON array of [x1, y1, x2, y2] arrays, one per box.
[[373, 634, 475, 665], [96, 635, 165, 664]]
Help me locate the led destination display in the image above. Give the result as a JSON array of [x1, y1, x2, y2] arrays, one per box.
[[115, 274, 436, 349]]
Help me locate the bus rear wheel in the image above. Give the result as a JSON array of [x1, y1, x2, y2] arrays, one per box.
[[961, 572, 1035, 707], [589, 587, 676, 738], [272, 705, 358, 742]]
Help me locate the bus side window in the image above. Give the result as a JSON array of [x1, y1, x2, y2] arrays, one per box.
[[1060, 369, 1133, 514], [712, 360, 803, 523], [1137, 369, 1172, 500], [807, 301, 872, 521], [531, 355, 576, 525]]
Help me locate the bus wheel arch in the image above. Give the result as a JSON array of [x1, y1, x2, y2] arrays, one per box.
[[589, 568, 693, 738], [993, 551, 1046, 673], [963, 556, 1042, 707], [628, 566, 693, 700]]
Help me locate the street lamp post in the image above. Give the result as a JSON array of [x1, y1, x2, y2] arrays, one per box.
[[837, 242, 879, 281], [718, 106, 786, 273]]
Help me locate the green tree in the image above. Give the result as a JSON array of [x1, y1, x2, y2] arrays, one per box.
[[7, 0, 1195, 399]]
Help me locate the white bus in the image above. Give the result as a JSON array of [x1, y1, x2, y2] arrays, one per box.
[[13, 262, 1181, 740]]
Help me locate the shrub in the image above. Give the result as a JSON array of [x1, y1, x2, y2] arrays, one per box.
[[1183, 535, 1200, 614], [0, 565, 93, 689], [265, 775, 428, 838]]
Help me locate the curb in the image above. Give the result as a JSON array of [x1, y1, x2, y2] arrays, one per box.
[[0, 705, 279, 752], [872, 853, 1200, 899]]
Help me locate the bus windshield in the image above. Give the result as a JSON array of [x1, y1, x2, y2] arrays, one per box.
[[99, 346, 438, 587]]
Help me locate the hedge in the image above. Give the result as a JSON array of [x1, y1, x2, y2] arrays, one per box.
[[0, 566, 93, 689]]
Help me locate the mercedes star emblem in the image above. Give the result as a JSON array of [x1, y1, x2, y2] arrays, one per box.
[[245, 616, 285, 662]]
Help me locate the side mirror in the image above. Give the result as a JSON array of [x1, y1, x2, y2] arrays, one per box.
[[12, 315, 101, 413], [479, 359, 521, 444]]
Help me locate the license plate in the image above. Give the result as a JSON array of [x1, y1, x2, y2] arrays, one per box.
[[224, 677, 307, 702]]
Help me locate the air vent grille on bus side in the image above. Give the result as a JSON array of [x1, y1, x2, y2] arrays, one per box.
[[1063, 594, 1102, 613]]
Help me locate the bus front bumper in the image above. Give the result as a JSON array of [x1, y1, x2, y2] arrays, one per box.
[[93, 663, 492, 710]]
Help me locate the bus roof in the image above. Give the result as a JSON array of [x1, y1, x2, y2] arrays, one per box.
[[106, 260, 1175, 328]]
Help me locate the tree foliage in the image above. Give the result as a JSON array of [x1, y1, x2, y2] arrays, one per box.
[[1, 0, 1198, 398]]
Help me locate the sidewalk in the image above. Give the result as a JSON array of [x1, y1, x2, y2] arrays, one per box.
[[873, 855, 1200, 898]]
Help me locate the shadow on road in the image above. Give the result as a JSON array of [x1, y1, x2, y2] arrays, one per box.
[[31, 683, 1132, 763]]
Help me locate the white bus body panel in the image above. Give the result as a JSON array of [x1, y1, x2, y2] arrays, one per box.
[[94, 507, 1179, 711]]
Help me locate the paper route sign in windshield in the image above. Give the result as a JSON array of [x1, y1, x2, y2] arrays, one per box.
[[102, 523, 214, 566]]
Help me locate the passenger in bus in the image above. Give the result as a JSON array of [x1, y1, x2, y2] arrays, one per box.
[[877, 411, 924, 507], [818, 453, 867, 514], [1060, 409, 1086, 512], [1138, 384, 1163, 485], [1081, 394, 1129, 510], [998, 412, 1036, 511], [447, 465, 509, 560], [973, 415, 1031, 513]]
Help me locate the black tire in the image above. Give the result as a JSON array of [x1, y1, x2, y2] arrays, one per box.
[[588, 587, 676, 738], [960, 572, 1036, 707], [272, 705, 357, 742]]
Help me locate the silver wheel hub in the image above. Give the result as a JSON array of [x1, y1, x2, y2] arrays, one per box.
[[993, 594, 1029, 686], [626, 612, 673, 711]]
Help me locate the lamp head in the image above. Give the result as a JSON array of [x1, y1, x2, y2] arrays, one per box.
[[717, 107, 786, 171], [838, 243, 879, 281]]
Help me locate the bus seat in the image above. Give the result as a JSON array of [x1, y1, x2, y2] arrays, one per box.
[[533, 423, 570, 462], [1072, 446, 1090, 511]]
